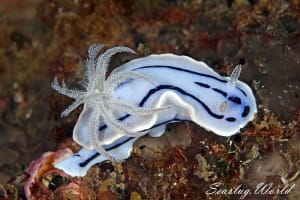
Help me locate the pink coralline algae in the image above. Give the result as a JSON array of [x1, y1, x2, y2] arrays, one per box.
[[24, 149, 73, 200]]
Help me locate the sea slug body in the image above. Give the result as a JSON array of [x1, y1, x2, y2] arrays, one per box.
[[52, 44, 257, 176]]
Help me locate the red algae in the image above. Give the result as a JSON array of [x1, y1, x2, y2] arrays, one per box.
[[0, 0, 299, 199], [24, 149, 73, 199]]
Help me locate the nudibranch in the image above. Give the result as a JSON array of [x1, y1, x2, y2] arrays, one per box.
[[52, 44, 257, 177]]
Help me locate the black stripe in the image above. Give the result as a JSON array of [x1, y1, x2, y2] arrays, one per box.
[[136, 65, 248, 98], [105, 137, 135, 151], [99, 114, 129, 131], [228, 96, 241, 104], [79, 152, 99, 167], [226, 117, 236, 122], [140, 118, 186, 132], [212, 88, 227, 97], [136, 65, 227, 83], [195, 82, 210, 88], [242, 106, 250, 117], [79, 137, 135, 167], [139, 85, 224, 119], [238, 88, 247, 97]]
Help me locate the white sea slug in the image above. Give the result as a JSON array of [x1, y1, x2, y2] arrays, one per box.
[[52, 44, 257, 176]]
